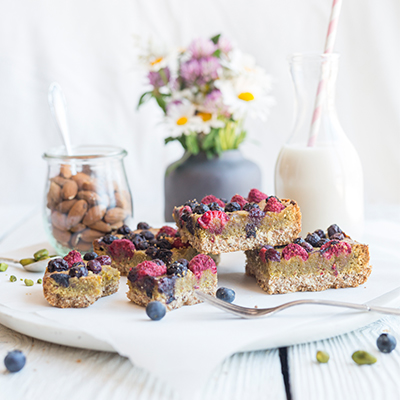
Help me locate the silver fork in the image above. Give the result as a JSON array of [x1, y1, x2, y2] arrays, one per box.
[[195, 291, 400, 319]]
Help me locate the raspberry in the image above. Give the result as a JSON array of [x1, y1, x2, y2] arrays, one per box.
[[63, 250, 83, 268], [201, 195, 225, 209], [95, 255, 112, 265], [247, 188, 268, 203], [320, 240, 352, 260], [230, 194, 248, 209], [109, 239, 136, 259], [259, 245, 281, 263], [156, 226, 177, 239], [135, 260, 167, 279], [282, 243, 309, 261], [264, 196, 285, 213], [188, 254, 217, 279], [172, 237, 189, 249], [197, 210, 229, 234]]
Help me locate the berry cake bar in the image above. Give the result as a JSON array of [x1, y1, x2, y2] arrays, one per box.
[[245, 224, 371, 294], [93, 222, 219, 276], [173, 189, 302, 254], [127, 254, 217, 311], [43, 250, 120, 308]]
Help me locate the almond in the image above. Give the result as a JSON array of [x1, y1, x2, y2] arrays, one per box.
[[51, 211, 69, 231], [57, 199, 77, 214], [88, 220, 112, 233], [110, 221, 124, 230], [77, 190, 101, 206], [70, 223, 86, 233], [104, 207, 126, 224], [47, 182, 62, 206], [62, 180, 78, 200], [51, 176, 68, 187], [70, 232, 82, 247], [82, 205, 107, 226], [71, 172, 91, 189], [52, 227, 71, 246], [115, 191, 129, 209], [66, 199, 88, 229], [80, 229, 104, 242], [82, 180, 100, 192], [60, 164, 72, 179], [75, 240, 93, 251]]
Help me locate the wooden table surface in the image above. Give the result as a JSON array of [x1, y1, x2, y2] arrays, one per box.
[[1, 205, 400, 400]]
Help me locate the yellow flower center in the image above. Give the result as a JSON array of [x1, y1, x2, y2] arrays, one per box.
[[238, 92, 255, 101], [150, 57, 163, 66], [176, 117, 188, 126], [197, 112, 212, 122]]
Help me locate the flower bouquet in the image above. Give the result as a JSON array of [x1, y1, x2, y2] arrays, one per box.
[[136, 34, 274, 163]]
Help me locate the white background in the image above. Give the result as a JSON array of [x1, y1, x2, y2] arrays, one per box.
[[0, 0, 399, 223]]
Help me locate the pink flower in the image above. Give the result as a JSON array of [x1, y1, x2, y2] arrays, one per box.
[[180, 57, 220, 86], [188, 37, 217, 59], [203, 89, 230, 117], [148, 67, 170, 88], [218, 36, 233, 54]]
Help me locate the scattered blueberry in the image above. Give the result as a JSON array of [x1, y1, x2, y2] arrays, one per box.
[[137, 222, 151, 230], [69, 265, 89, 278], [87, 259, 102, 274], [225, 202, 241, 212], [117, 225, 132, 235], [47, 258, 69, 273], [167, 261, 188, 277], [102, 234, 118, 245], [216, 287, 236, 303], [146, 301, 166, 321], [327, 224, 342, 238], [243, 203, 260, 211], [305, 233, 321, 247], [377, 333, 397, 353], [193, 204, 210, 215], [4, 350, 26, 373], [50, 273, 70, 287], [141, 230, 155, 240], [83, 252, 98, 261]]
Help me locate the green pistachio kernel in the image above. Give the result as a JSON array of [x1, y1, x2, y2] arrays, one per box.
[[0, 263, 8, 272], [316, 350, 330, 363], [10, 275, 17, 282], [20, 258, 36, 266], [37, 278, 43, 284], [24, 279, 34, 287], [352, 351, 377, 365], [34, 249, 49, 261]]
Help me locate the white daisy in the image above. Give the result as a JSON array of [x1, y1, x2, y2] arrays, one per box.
[[194, 111, 225, 134], [165, 102, 202, 135]]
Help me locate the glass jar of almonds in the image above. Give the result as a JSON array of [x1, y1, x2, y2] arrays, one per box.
[[43, 145, 133, 255]]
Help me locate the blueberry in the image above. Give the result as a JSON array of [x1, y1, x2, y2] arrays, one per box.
[[293, 238, 314, 253], [141, 230, 155, 241], [117, 225, 131, 235], [377, 333, 397, 353], [137, 222, 151, 230], [136, 241, 149, 251], [208, 202, 223, 211], [184, 200, 199, 211], [152, 259, 165, 266], [69, 265, 89, 278], [243, 203, 260, 211], [146, 301, 166, 320], [314, 229, 326, 239], [47, 258, 69, 273], [131, 234, 145, 248], [305, 233, 321, 247], [245, 223, 256, 238], [95, 255, 112, 265], [316, 238, 330, 247], [167, 261, 188, 277], [327, 224, 342, 238], [225, 202, 241, 212], [176, 258, 189, 269], [216, 287, 236, 303], [145, 246, 158, 259], [219, 198, 228, 204], [155, 249, 173, 264], [330, 232, 345, 240], [193, 204, 210, 215], [102, 234, 118, 245], [87, 259, 102, 274], [50, 273, 70, 287], [156, 239, 173, 250], [4, 350, 26, 372], [83, 252, 98, 261], [180, 209, 192, 222], [264, 248, 281, 262]]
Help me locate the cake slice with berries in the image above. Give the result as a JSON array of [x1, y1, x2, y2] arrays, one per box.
[[93, 222, 219, 276], [43, 250, 120, 308], [127, 254, 218, 311], [245, 224, 371, 294], [173, 189, 302, 254]]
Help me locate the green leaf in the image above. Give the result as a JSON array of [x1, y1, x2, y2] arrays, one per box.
[[211, 34, 221, 44], [165, 136, 177, 145], [137, 91, 153, 109], [185, 133, 199, 155], [155, 95, 167, 113], [213, 49, 221, 58], [201, 129, 218, 150]]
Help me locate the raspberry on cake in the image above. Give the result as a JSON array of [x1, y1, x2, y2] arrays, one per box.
[[43, 251, 120, 308], [93, 223, 220, 276], [173, 189, 302, 254], [245, 224, 371, 294], [126, 254, 218, 311]]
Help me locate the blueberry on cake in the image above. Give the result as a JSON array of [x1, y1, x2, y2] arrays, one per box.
[[245, 224, 371, 294], [126, 254, 218, 311], [43, 250, 120, 308], [173, 189, 302, 254], [93, 222, 220, 276]]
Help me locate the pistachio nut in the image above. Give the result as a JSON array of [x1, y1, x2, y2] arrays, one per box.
[[0, 262, 8, 272], [20, 258, 36, 266], [352, 351, 377, 365], [316, 351, 330, 363], [34, 249, 49, 261]]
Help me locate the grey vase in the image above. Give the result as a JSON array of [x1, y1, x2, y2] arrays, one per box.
[[164, 150, 261, 222]]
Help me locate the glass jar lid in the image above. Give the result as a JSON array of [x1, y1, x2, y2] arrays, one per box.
[[43, 145, 127, 162]]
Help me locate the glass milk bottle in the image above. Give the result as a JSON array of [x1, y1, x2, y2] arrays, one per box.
[[275, 53, 364, 238]]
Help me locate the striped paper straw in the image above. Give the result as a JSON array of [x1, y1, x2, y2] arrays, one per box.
[[308, 0, 343, 147]]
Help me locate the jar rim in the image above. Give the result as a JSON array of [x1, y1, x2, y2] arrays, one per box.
[[43, 145, 127, 161], [288, 52, 340, 63]]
